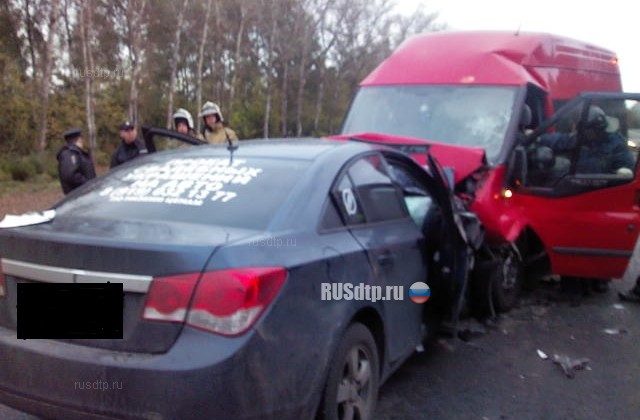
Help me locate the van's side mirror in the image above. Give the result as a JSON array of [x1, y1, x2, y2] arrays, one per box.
[[507, 146, 527, 187], [530, 146, 554, 171]]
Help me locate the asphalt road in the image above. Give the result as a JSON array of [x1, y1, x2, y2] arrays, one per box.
[[2, 278, 640, 420], [375, 277, 640, 420]]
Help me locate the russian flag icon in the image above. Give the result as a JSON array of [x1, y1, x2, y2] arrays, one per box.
[[409, 282, 431, 304]]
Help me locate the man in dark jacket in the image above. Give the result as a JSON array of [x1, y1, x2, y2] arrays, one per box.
[[110, 120, 147, 168], [538, 106, 635, 175], [57, 128, 96, 194]]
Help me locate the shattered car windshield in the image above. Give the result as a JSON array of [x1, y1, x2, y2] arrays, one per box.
[[342, 85, 518, 162]]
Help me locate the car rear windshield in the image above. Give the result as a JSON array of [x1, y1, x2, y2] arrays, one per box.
[[342, 85, 518, 162], [55, 155, 310, 230]]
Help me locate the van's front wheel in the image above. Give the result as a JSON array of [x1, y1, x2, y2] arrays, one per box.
[[492, 245, 523, 312]]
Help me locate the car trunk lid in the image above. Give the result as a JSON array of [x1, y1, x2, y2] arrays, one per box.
[[0, 217, 256, 353]]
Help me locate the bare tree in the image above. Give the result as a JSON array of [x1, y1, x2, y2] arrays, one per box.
[[79, 0, 97, 156], [212, 0, 223, 107], [295, 0, 335, 137], [261, 0, 278, 138], [195, 0, 213, 133], [22, 0, 38, 77], [62, 0, 73, 52], [37, 0, 60, 152], [166, 0, 190, 129], [114, 0, 147, 124], [311, 0, 345, 134], [227, 0, 246, 118]]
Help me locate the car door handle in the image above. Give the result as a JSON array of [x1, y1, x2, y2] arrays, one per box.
[[377, 251, 395, 267]]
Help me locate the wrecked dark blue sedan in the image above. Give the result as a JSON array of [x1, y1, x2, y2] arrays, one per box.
[[0, 132, 481, 420]]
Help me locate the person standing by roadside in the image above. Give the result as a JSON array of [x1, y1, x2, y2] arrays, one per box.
[[110, 120, 147, 169], [619, 234, 640, 302], [57, 128, 96, 194], [198, 101, 238, 146]]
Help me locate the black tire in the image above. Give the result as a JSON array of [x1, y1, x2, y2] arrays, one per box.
[[318, 323, 380, 420], [491, 245, 523, 313], [591, 278, 610, 293]]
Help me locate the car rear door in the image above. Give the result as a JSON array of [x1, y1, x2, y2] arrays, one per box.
[[518, 92, 640, 279]]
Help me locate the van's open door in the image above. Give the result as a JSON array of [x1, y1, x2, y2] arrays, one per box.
[[517, 92, 640, 279]]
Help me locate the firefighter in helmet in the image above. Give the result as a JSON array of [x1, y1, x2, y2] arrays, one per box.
[[172, 108, 197, 137], [198, 101, 238, 146]]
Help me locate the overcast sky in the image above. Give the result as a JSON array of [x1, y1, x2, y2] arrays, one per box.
[[395, 0, 640, 92]]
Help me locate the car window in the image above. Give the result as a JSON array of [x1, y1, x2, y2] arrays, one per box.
[[334, 154, 408, 224], [386, 161, 434, 228], [319, 198, 345, 230], [151, 134, 197, 152], [54, 155, 310, 230], [332, 174, 366, 225]]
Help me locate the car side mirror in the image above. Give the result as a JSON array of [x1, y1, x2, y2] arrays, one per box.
[[442, 167, 455, 191]]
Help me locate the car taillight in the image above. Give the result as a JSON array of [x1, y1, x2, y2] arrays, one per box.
[[142, 267, 287, 336], [187, 267, 287, 336], [142, 273, 199, 322], [0, 259, 5, 298]]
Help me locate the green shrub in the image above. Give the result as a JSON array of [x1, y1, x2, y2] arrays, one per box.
[[0, 166, 10, 182], [7, 157, 38, 181]]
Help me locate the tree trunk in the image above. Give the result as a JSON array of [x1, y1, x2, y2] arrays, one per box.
[[212, 0, 222, 107], [125, 0, 147, 125], [166, 0, 190, 129], [62, 0, 73, 52], [37, 0, 60, 152], [23, 0, 37, 77], [263, 1, 277, 139], [228, 2, 246, 119], [295, 24, 309, 137], [313, 55, 326, 134], [328, 73, 340, 134], [80, 0, 97, 156], [195, 0, 212, 133], [280, 60, 288, 136]]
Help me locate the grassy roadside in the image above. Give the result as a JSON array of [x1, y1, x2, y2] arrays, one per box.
[[0, 179, 64, 220]]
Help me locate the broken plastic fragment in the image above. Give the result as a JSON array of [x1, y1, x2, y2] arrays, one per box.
[[0, 210, 55, 228], [536, 349, 548, 360], [603, 328, 628, 335], [552, 354, 590, 378]]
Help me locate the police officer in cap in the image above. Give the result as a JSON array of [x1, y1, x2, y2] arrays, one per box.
[[57, 128, 96, 194], [110, 120, 147, 169]]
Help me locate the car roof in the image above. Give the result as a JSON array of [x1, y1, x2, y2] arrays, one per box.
[[152, 137, 383, 162]]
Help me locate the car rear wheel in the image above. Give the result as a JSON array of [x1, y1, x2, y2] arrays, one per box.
[[491, 245, 523, 313], [318, 323, 380, 420]]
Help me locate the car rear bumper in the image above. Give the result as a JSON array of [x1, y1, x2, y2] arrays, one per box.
[[0, 325, 312, 420]]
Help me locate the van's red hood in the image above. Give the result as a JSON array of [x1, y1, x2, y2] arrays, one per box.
[[330, 132, 488, 184]]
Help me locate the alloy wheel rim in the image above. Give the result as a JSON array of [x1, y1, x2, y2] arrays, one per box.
[[501, 253, 518, 290], [336, 345, 374, 420]]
